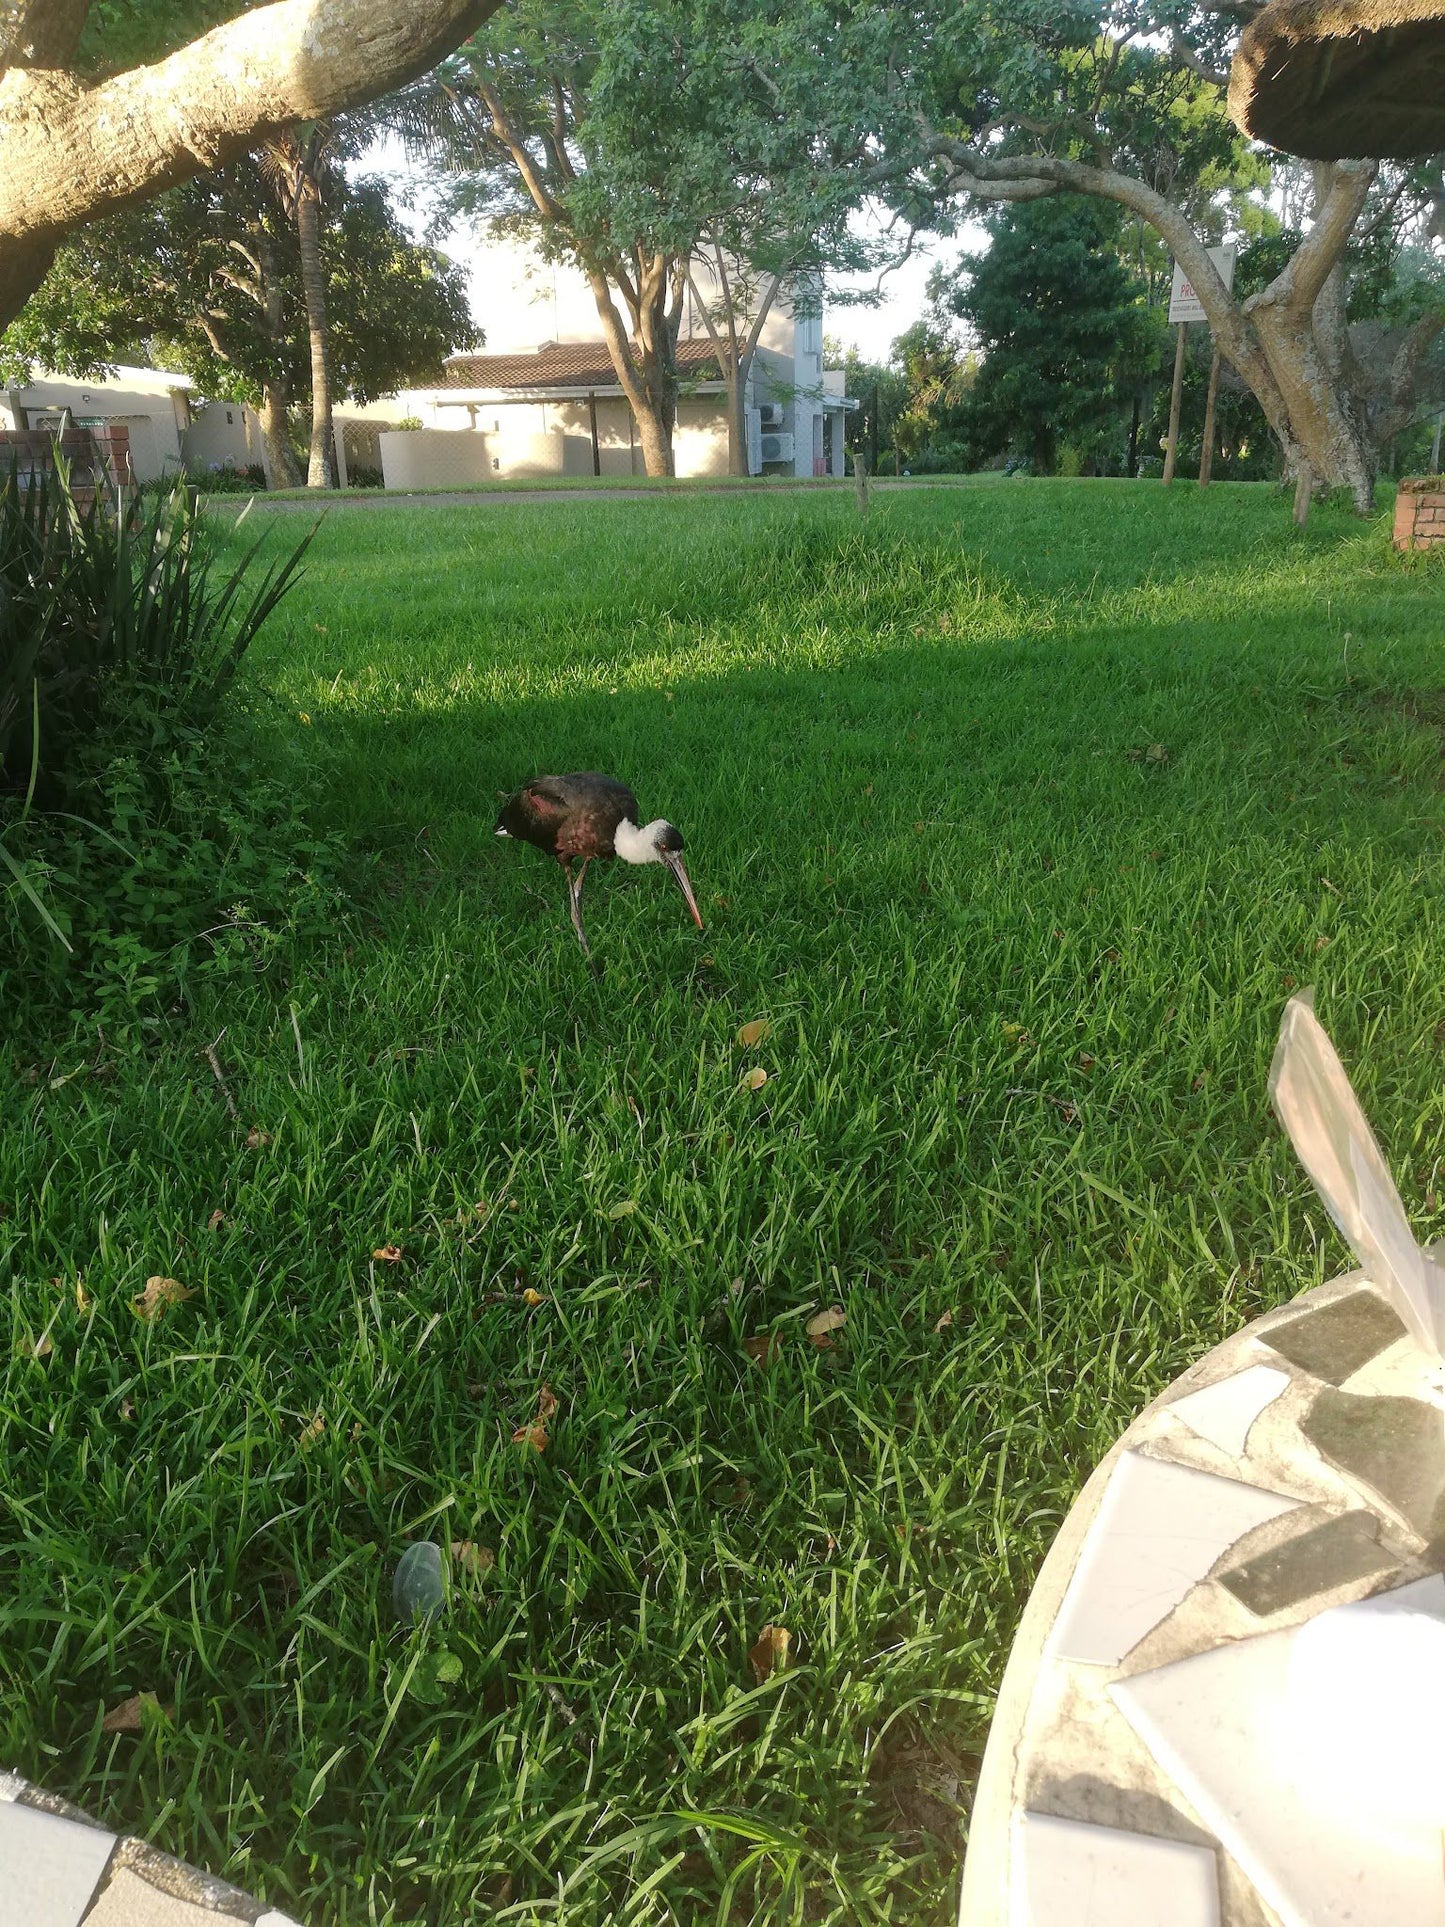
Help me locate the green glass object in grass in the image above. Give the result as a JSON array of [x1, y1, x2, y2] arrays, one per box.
[[393, 1540, 446, 1623]]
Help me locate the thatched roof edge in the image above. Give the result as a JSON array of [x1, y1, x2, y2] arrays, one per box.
[[1230, 0, 1445, 152]]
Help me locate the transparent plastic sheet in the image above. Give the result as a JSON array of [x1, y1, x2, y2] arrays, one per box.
[[1269, 991, 1445, 1362]]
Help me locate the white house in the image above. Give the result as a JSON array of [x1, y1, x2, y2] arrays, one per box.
[[386, 270, 854, 485], [0, 364, 265, 481]]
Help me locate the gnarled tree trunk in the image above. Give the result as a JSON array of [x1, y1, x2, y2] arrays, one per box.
[[0, 0, 502, 334], [259, 378, 303, 490], [932, 144, 1387, 510]]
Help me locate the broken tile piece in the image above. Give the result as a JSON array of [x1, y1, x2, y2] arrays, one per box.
[[82, 1867, 239, 1926], [1217, 1510, 1395, 1617], [1164, 1364, 1290, 1456], [1261, 1289, 1404, 1385], [1010, 1811, 1220, 1926], [1047, 1451, 1300, 1666], [1112, 1576, 1445, 1927], [1301, 1389, 1445, 1540], [0, 1797, 115, 1927]]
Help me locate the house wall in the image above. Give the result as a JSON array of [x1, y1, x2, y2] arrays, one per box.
[[675, 396, 730, 478], [381, 428, 496, 489], [392, 390, 734, 480], [6, 369, 188, 481], [182, 400, 265, 475]]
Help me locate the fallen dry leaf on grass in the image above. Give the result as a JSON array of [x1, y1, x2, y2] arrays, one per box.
[[743, 1332, 783, 1367], [934, 1311, 955, 1333], [207, 1210, 226, 1232], [606, 1199, 637, 1220], [134, 1276, 196, 1320], [521, 1288, 548, 1307], [299, 1410, 325, 1448], [20, 1332, 53, 1359], [372, 1243, 404, 1263], [736, 1019, 771, 1048], [748, 1624, 792, 1684], [101, 1691, 169, 1733], [805, 1307, 846, 1346], [451, 1540, 496, 1577], [740, 1067, 769, 1093], [513, 1384, 559, 1452], [245, 1126, 271, 1149], [74, 1278, 92, 1313]]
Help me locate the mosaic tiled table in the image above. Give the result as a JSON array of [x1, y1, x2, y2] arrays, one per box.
[[958, 1263, 1445, 1926], [0, 1772, 302, 1927]]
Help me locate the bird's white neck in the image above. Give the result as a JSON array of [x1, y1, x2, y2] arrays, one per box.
[[614, 818, 660, 865]]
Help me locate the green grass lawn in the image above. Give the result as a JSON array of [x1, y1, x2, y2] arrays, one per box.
[[5, 481, 1445, 1924]]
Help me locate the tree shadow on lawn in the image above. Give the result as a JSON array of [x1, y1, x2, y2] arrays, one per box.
[[287, 596, 1444, 902]]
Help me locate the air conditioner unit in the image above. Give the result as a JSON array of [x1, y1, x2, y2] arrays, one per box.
[[759, 432, 794, 464], [757, 403, 785, 428]]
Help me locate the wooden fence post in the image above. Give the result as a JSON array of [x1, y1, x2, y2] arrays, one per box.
[[1162, 322, 1188, 485], [1198, 347, 1221, 487]]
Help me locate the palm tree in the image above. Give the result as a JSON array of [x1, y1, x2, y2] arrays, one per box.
[[261, 124, 340, 489]]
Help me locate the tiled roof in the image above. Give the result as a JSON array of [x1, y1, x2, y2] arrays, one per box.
[[436, 338, 724, 391]]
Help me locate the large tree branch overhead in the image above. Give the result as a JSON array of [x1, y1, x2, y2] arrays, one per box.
[[0, 0, 502, 330]]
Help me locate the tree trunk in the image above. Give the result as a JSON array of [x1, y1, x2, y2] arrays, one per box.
[[580, 261, 675, 477], [935, 147, 1385, 510], [293, 184, 335, 489], [0, 231, 55, 331], [1247, 299, 1374, 510], [260, 377, 302, 489], [0, 0, 503, 334], [726, 364, 746, 476]]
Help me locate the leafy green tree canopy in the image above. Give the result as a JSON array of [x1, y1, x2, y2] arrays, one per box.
[[941, 196, 1161, 471]]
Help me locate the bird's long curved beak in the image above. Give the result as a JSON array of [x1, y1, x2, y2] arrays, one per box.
[[664, 851, 704, 929]]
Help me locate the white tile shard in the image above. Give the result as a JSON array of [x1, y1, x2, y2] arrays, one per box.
[[1047, 1450, 1300, 1665], [0, 1798, 115, 1927], [1270, 993, 1445, 1362], [1163, 1364, 1291, 1456], [1111, 1575, 1445, 1927], [1009, 1811, 1220, 1927]]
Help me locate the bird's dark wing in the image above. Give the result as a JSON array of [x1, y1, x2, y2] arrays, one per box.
[[543, 773, 640, 820], [494, 773, 640, 857], [495, 781, 567, 851]]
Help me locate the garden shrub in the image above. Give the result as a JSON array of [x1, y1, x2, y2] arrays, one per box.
[[0, 463, 339, 1029]]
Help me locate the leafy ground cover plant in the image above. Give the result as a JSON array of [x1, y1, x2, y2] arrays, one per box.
[[0, 462, 331, 1015]]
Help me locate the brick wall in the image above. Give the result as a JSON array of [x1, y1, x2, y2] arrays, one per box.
[[1393, 479, 1445, 551], [0, 426, 132, 510]]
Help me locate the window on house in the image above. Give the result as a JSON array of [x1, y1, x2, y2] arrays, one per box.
[[492, 457, 500, 470], [226, 410, 234, 425]]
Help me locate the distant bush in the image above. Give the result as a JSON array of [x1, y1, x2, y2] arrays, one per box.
[[348, 464, 384, 489], [191, 462, 267, 494], [905, 441, 978, 475]]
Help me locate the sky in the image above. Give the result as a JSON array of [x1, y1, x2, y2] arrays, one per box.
[[435, 217, 977, 363], [375, 144, 981, 363]]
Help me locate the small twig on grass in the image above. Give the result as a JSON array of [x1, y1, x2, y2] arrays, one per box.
[[544, 1681, 580, 1726], [204, 1031, 239, 1120]]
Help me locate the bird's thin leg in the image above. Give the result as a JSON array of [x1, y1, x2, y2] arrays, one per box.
[[565, 858, 591, 956]]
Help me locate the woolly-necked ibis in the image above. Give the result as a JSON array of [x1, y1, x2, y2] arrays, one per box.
[[494, 772, 702, 955]]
